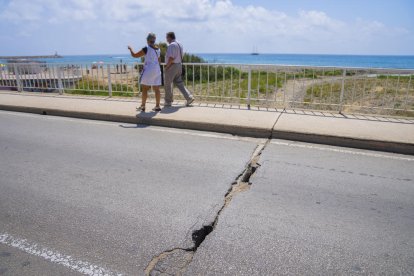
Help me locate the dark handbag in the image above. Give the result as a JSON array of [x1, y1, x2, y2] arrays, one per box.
[[160, 65, 164, 86]]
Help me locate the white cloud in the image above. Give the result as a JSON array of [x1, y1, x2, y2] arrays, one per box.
[[0, 0, 412, 55], [299, 10, 336, 27], [1, 0, 45, 21]]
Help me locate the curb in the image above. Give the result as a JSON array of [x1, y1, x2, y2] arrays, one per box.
[[1, 104, 413, 155], [272, 130, 414, 155], [0, 104, 272, 139]]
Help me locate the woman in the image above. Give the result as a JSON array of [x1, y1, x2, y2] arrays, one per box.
[[128, 33, 162, 112]]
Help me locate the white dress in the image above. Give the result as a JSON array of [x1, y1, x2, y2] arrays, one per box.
[[140, 46, 162, 86]]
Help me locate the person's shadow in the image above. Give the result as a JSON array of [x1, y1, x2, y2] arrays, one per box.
[[158, 106, 185, 114], [119, 105, 185, 128]]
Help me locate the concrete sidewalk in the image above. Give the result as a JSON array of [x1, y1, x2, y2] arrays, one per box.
[[0, 91, 413, 154]]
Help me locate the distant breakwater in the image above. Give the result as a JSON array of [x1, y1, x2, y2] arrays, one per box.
[[0, 55, 62, 59]]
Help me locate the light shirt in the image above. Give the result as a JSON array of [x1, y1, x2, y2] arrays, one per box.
[[166, 41, 183, 64], [142, 46, 160, 66]]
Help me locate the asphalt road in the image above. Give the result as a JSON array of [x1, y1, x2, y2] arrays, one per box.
[[0, 111, 260, 275], [1, 110, 413, 275], [187, 140, 414, 275]]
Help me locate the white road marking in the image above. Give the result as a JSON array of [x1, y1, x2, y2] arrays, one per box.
[[0, 110, 262, 143], [0, 232, 122, 276], [0, 110, 119, 127], [146, 127, 264, 143], [270, 140, 414, 161], [1, 110, 411, 156]]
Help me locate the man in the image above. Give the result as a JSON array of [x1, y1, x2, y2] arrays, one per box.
[[164, 32, 195, 107]]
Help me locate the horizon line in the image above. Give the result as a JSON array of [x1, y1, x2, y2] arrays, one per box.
[[2, 53, 414, 58], [8, 53, 412, 57]]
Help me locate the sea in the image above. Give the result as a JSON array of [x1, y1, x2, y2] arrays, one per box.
[[1, 53, 414, 69]]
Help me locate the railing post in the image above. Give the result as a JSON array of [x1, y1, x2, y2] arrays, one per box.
[[404, 74, 412, 111], [13, 64, 22, 92], [339, 68, 346, 113], [247, 67, 251, 109], [107, 65, 112, 97], [56, 66, 64, 95], [283, 69, 287, 109]]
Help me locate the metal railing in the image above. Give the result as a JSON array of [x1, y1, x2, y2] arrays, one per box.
[[1, 62, 413, 116]]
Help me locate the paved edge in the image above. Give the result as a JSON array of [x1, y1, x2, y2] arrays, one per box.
[[1, 104, 413, 155], [0, 104, 272, 139], [272, 130, 414, 155]]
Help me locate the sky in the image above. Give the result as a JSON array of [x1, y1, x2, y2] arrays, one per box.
[[0, 0, 413, 56]]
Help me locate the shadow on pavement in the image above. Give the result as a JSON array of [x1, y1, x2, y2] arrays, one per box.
[[118, 124, 149, 129]]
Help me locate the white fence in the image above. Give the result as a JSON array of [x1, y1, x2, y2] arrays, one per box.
[[1, 62, 413, 116]]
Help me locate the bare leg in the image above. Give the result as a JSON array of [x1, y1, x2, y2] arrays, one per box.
[[141, 85, 149, 107]]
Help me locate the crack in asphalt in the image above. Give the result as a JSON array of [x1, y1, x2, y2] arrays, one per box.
[[144, 144, 265, 276], [144, 248, 194, 276], [144, 113, 282, 276]]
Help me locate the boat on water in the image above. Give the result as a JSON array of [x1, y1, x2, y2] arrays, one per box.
[[251, 46, 259, 55]]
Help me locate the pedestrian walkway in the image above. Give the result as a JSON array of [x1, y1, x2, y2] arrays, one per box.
[[0, 91, 413, 154]]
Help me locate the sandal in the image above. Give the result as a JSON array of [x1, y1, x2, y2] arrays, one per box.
[[152, 106, 162, 112], [136, 105, 145, 112]]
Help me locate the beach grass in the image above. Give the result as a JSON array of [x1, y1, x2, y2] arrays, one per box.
[[302, 75, 414, 115], [64, 77, 136, 97], [61, 66, 413, 116]]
